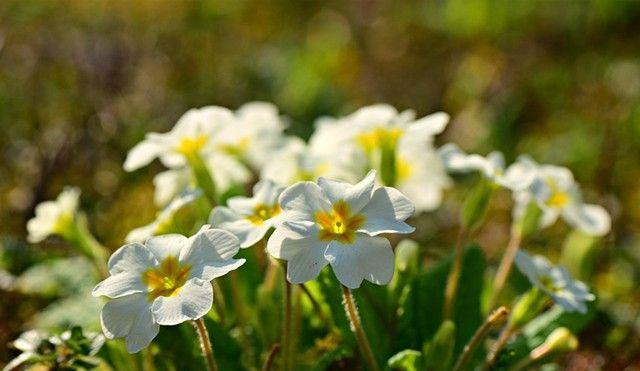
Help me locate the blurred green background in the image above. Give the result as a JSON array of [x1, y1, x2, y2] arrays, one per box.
[[1, 0, 640, 368]]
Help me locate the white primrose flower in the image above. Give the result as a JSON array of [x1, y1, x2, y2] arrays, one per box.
[[93, 227, 245, 353], [515, 156, 611, 236], [214, 102, 288, 171], [210, 180, 285, 248], [153, 153, 251, 207], [437, 143, 536, 191], [267, 170, 415, 289], [124, 106, 234, 171], [312, 104, 452, 212], [27, 187, 81, 243], [3, 330, 48, 371], [126, 190, 202, 243], [515, 250, 595, 314]]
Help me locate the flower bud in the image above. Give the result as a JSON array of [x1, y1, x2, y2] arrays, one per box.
[[461, 178, 493, 231], [530, 327, 578, 360], [510, 287, 549, 328]]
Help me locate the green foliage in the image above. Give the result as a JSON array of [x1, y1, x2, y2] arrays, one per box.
[[388, 349, 423, 371]]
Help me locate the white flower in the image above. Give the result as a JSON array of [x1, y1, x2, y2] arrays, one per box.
[[437, 143, 536, 191], [27, 187, 81, 243], [153, 154, 251, 207], [93, 227, 245, 353], [3, 330, 47, 371], [125, 190, 202, 243], [267, 170, 415, 289], [213, 102, 288, 171], [124, 106, 233, 171], [210, 180, 285, 248], [309, 104, 452, 212], [515, 251, 595, 314], [514, 156, 611, 236]]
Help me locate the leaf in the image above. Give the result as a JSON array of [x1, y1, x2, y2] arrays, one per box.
[[387, 349, 423, 371], [30, 292, 102, 332], [311, 345, 353, 371], [14, 257, 95, 297], [496, 304, 596, 369], [397, 246, 486, 359]]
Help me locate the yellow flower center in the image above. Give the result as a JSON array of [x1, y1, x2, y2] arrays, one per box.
[[357, 126, 404, 153], [314, 200, 366, 244], [246, 203, 281, 225], [545, 180, 570, 208], [142, 256, 191, 302], [295, 163, 329, 182], [176, 134, 208, 156], [539, 275, 560, 293]]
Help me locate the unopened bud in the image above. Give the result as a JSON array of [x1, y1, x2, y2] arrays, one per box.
[[530, 327, 578, 360]]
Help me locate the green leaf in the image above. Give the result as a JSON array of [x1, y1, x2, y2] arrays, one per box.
[[311, 346, 353, 371], [388, 349, 423, 371], [397, 246, 486, 360], [496, 304, 596, 369], [30, 292, 102, 332], [14, 257, 95, 297], [423, 321, 455, 370]]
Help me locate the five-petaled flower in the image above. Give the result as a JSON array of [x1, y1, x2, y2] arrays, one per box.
[[267, 170, 415, 289], [210, 180, 285, 248], [92, 227, 244, 353], [515, 250, 595, 314], [27, 187, 81, 243]]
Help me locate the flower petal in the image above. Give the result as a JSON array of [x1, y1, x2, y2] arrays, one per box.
[[324, 234, 394, 289], [107, 243, 157, 275], [267, 221, 319, 260], [317, 170, 376, 213], [359, 187, 416, 237], [286, 243, 329, 284], [125, 307, 159, 354], [124, 139, 165, 172], [279, 181, 331, 222], [92, 273, 147, 298], [100, 293, 158, 353], [145, 234, 189, 261], [180, 228, 245, 280], [151, 278, 213, 326], [406, 112, 449, 138], [563, 203, 611, 236], [252, 179, 285, 205]]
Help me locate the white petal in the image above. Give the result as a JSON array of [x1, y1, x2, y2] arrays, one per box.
[[151, 278, 213, 326], [252, 179, 285, 205], [324, 235, 394, 289], [563, 204, 611, 236], [267, 221, 320, 260], [107, 243, 157, 275], [214, 219, 269, 248], [360, 186, 415, 222], [279, 181, 331, 222], [100, 293, 158, 354], [209, 206, 242, 225], [145, 234, 189, 261], [153, 169, 190, 207], [181, 228, 240, 262], [92, 273, 147, 298], [317, 170, 376, 213], [500, 158, 537, 191], [286, 244, 329, 284], [406, 111, 449, 138], [227, 197, 258, 216], [438, 143, 488, 173], [125, 224, 158, 244], [124, 139, 165, 172]]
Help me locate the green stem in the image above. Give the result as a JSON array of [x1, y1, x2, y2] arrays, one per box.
[[341, 285, 380, 371], [262, 343, 280, 371], [452, 306, 509, 371], [443, 227, 469, 320], [63, 216, 109, 280], [482, 323, 516, 371], [299, 283, 339, 338], [186, 152, 217, 206], [282, 276, 293, 371], [193, 318, 218, 371]]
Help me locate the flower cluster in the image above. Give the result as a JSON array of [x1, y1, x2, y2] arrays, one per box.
[[20, 101, 613, 370]]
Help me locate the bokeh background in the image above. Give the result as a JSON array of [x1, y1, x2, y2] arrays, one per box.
[[1, 0, 640, 368]]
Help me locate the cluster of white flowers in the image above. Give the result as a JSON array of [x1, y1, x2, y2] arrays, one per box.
[[23, 102, 612, 359]]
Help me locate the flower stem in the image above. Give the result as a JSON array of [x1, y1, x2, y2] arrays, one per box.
[[452, 306, 509, 371], [64, 215, 109, 279], [193, 318, 218, 371], [489, 229, 523, 310], [482, 323, 516, 371], [341, 285, 380, 371], [443, 227, 469, 320], [186, 152, 217, 206], [262, 343, 280, 371], [282, 276, 293, 371]]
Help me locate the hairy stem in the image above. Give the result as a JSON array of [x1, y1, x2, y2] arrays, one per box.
[[452, 306, 509, 371], [341, 285, 380, 371], [483, 323, 516, 371], [443, 227, 469, 320], [490, 230, 523, 309], [282, 277, 293, 371], [193, 318, 218, 371], [262, 343, 280, 371]]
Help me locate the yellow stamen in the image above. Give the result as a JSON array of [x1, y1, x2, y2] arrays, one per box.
[[545, 180, 570, 208], [142, 256, 191, 301], [219, 137, 251, 157], [396, 157, 413, 182], [176, 134, 208, 156], [315, 200, 366, 244], [246, 203, 281, 225]]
